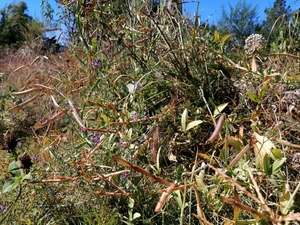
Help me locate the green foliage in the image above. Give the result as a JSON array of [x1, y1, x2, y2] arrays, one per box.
[[0, 1, 43, 48], [262, 0, 292, 43], [216, 0, 260, 48]]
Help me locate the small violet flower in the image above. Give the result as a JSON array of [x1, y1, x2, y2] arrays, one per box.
[[118, 141, 126, 147], [91, 135, 101, 143], [0, 205, 6, 212], [16, 141, 22, 147], [121, 172, 128, 179], [31, 154, 38, 162], [92, 59, 102, 67], [132, 112, 138, 121], [80, 126, 87, 132]]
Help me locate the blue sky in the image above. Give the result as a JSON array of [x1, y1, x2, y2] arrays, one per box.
[[184, 0, 299, 23]]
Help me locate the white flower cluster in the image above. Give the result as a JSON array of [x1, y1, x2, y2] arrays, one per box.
[[244, 34, 266, 55]]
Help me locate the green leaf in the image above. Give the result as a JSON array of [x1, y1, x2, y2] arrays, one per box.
[[2, 173, 31, 193], [272, 157, 286, 175], [181, 108, 188, 132], [248, 90, 260, 103], [227, 136, 243, 151], [91, 37, 97, 52], [220, 33, 234, 43], [213, 102, 228, 117], [271, 148, 283, 159], [260, 81, 269, 99], [128, 197, 134, 209], [280, 183, 292, 215], [263, 154, 272, 176], [173, 190, 183, 208], [8, 161, 22, 177], [214, 30, 220, 42], [186, 120, 203, 132], [2, 177, 17, 193]]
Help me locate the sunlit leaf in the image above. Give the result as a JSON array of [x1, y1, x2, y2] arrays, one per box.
[[271, 148, 283, 159], [128, 197, 134, 208], [213, 102, 228, 117], [220, 33, 234, 43], [254, 132, 276, 160], [251, 56, 257, 72], [168, 152, 177, 162], [214, 30, 220, 42], [133, 212, 141, 220], [227, 136, 243, 151], [181, 108, 188, 132], [280, 183, 292, 215], [186, 120, 203, 132], [195, 171, 205, 188]]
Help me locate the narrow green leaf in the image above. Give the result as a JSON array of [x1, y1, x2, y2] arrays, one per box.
[[181, 108, 188, 132], [247, 90, 260, 103], [214, 30, 220, 42], [263, 154, 272, 176], [260, 80, 269, 99], [173, 190, 183, 208], [186, 120, 203, 132], [272, 158, 286, 174], [220, 33, 234, 43], [280, 183, 292, 215]]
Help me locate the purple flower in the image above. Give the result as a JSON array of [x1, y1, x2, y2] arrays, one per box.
[[41, 161, 47, 167], [121, 172, 128, 179], [132, 112, 138, 121], [80, 126, 87, 132], [118, 141, 126, 147], [0, 205, 6, 212], [92, 59, 101, 67], [16, 141, 22, 147], [135, 82, 141, 90], [91, 135, 100, 143], [31, 154, 38, 162]]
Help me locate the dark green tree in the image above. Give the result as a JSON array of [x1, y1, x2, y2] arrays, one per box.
[[216, 0, 261, 49], [262, 0, 292, 43], [0, 1, 43, 48]]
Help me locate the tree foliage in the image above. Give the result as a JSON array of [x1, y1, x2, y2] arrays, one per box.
[[0, 1, 43, 48], [262, 0, 292, 42], [216, 0, 261, 50], [216, 0, 260, 37]]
